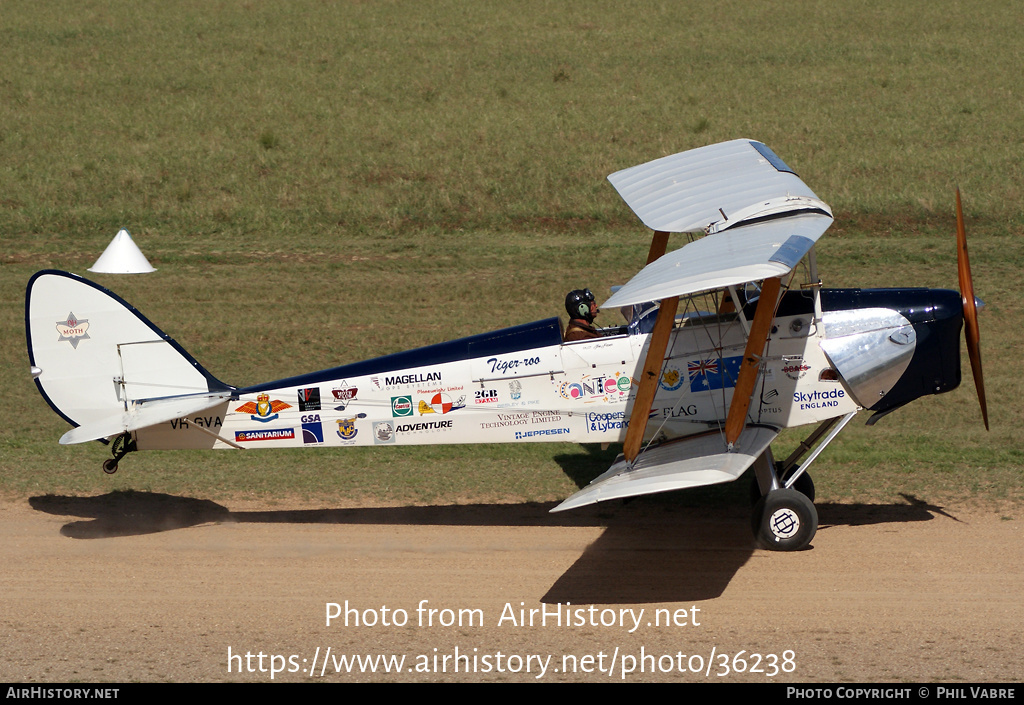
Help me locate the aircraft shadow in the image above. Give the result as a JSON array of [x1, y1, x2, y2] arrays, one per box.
[[28, 490, 952, 603]]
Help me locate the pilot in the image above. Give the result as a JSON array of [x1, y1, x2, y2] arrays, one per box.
[[564, 288, 602, 341]]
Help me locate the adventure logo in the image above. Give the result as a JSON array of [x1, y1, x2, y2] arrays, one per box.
[[373, 421, 395, 444]]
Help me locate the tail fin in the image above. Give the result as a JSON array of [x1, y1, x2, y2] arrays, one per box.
[[26, 270, 231, 439]]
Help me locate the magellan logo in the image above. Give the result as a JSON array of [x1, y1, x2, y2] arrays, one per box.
[[385, 372, 441, 386]]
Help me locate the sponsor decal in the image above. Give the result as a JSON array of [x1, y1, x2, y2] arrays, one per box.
[[297, 387, 321, 411], [331, 382, 358, 410], [658, 404, 697, 419], [793, 388, 846, 410], [302, 417, 324, 444], [385, 371, 441, 387], [236, 394, 292, 423], [509, 380, 522, 401], [486, 355, 543, 376], [515, 427, 570, 440], [530, 411, 562, 424], [417, 385, 464, 395], [336, 417, 358, 442], [557, 372, 633, 402], [781, 356, 811, 380], [688, 356, 743, 392], [417, 393, 466, 415], [396, 420, 453, 433], [659, 365, 684, 392], [235, 428, 295, 442], [480, 412, 529, 430], [169, 415, 223, 430], [373, 421, 395, 444], [391, 396, 413, 417], [783, 363, 812, 380], [474, 389, 499, 404], [56, 312, 90, 349], [585, 411, 626, 434], [759, 388, 782, 414]]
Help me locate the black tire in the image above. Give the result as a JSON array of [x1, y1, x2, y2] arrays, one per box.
[[751, 488, 817, 551], [787, 470, 815, 502], [102, 458, 118, 475]]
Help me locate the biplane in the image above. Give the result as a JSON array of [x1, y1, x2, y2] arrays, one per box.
[[25, 139, 987, 551]]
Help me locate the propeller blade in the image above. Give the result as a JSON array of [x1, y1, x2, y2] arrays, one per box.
[[956, 188, 989, 430]]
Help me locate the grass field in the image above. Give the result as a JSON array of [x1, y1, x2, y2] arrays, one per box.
[[2, 1, 1021, 507]]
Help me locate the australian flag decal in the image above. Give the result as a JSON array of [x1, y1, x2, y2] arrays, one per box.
[[688, 356, 743, 392]]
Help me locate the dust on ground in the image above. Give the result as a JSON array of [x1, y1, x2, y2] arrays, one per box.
[[1, 492, 1021, 683]]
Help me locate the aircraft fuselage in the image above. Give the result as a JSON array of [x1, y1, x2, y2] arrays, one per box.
[[135, 287, 962, 451]]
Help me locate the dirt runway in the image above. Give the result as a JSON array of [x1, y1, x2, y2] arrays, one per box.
[[1, 492, 1021, 683]]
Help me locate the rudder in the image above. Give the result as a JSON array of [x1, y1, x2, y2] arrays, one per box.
[[26, 270, 230, 434]]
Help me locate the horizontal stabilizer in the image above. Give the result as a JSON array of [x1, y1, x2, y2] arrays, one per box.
[[59, 392, 232, 445], [551, 426, 778, 512]]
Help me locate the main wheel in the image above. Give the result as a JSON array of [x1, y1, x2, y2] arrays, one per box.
[[751, 488, 817, 551], [102, 458, 118, 474], [786, 469, 815, 502]]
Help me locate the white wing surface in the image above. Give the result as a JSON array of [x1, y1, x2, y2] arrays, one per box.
[[552, 425, 779, 512], [603, 140, 834, 307], [604, 211, 832, 308], [607, 138, 829, 234]]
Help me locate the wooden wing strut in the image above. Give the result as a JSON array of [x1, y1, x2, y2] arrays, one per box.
[[724, 277, 782, 446], [646, 231, 670, 264], [622, 295, 679, 463]]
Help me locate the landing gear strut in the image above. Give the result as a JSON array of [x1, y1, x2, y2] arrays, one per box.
[[102, 433, 136, 474], [747, 412, 856, 551]]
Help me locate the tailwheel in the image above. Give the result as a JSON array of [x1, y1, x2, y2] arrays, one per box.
[[752, 488, 817, 551], [102, 432, 137, 475]]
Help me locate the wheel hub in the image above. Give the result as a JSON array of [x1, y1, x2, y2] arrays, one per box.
[[769, 508, 800, 540]]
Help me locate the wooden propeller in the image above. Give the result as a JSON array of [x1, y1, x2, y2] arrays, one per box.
[[955, 188, 989, 430]]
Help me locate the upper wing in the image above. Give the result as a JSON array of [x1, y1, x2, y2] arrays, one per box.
[[607, 138, 829, 234], [604, 139, 833, 308]]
